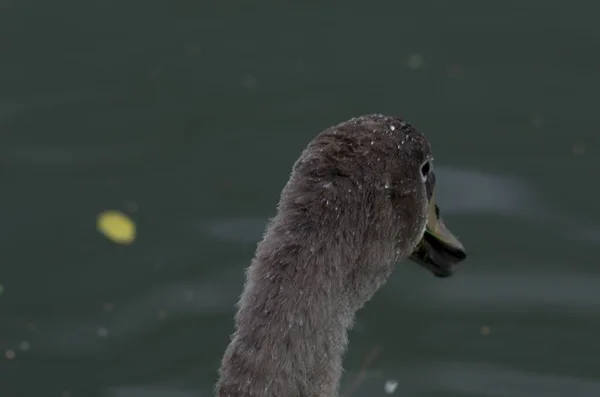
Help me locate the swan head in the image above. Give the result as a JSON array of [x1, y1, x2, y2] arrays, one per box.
[[286, 113, 467, 279]]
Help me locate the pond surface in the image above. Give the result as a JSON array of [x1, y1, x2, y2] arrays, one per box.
[[1, 1, 599, 396]]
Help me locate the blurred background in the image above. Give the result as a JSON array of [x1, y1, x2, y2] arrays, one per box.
[[1, 1, 599, 396]]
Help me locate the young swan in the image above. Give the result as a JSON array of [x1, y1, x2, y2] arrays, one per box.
[[216, 114, 467, 397]]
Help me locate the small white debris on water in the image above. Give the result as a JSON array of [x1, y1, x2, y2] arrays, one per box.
[[96, 327, 109, 337], [530, 114, 543, 129], [18, 341, 30, 351], [242, 73, 257, 89], [184, 289, 195, 301], [390, 125, 396, 131], [407, 54, 423, 69], [384, 379, 398, 394], [158, 310, 168, 320]]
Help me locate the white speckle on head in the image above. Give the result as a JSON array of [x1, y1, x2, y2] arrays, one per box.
[[400, 121, 408, 128], [322, 182, 332, 189], [420, 219, 427, 240], [390, 125, 396, 131], [417, 207, 428, 243], [384, 379, 398, 394], [384, 182, 390, 189], [371, 141, 374, 145]]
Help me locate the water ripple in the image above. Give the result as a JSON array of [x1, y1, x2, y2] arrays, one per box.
[[105, 386, 201, 397], [201, 166, 600, 244], [24, 277, 240, 357], [417, 272, 600, 314], [430, 361, 600, 396]]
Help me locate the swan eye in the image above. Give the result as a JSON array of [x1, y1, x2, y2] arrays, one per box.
[[420, 161, 431, 182]]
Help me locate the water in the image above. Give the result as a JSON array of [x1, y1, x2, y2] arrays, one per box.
[[1, 1, 599, 396]]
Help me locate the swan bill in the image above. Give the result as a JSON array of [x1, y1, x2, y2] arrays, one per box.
[[409, 194, 467, 278]]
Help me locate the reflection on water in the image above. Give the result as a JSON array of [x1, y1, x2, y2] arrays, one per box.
[[429, 361, 600, 397], [0, 91, 95, 122], [421, 272, 600, 313], [203, 166, 599, 244], [338, 362, 600, 397], [105, 386, 200, 397], [202, 217, 267, 244], [435, 167, 533, 215], [27, 272, 240, 357]]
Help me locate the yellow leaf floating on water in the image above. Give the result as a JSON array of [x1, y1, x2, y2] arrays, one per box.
[[97, 210, 136, 245]]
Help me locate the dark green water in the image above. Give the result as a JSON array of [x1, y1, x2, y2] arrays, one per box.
[[1, 1, 600, 396]]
